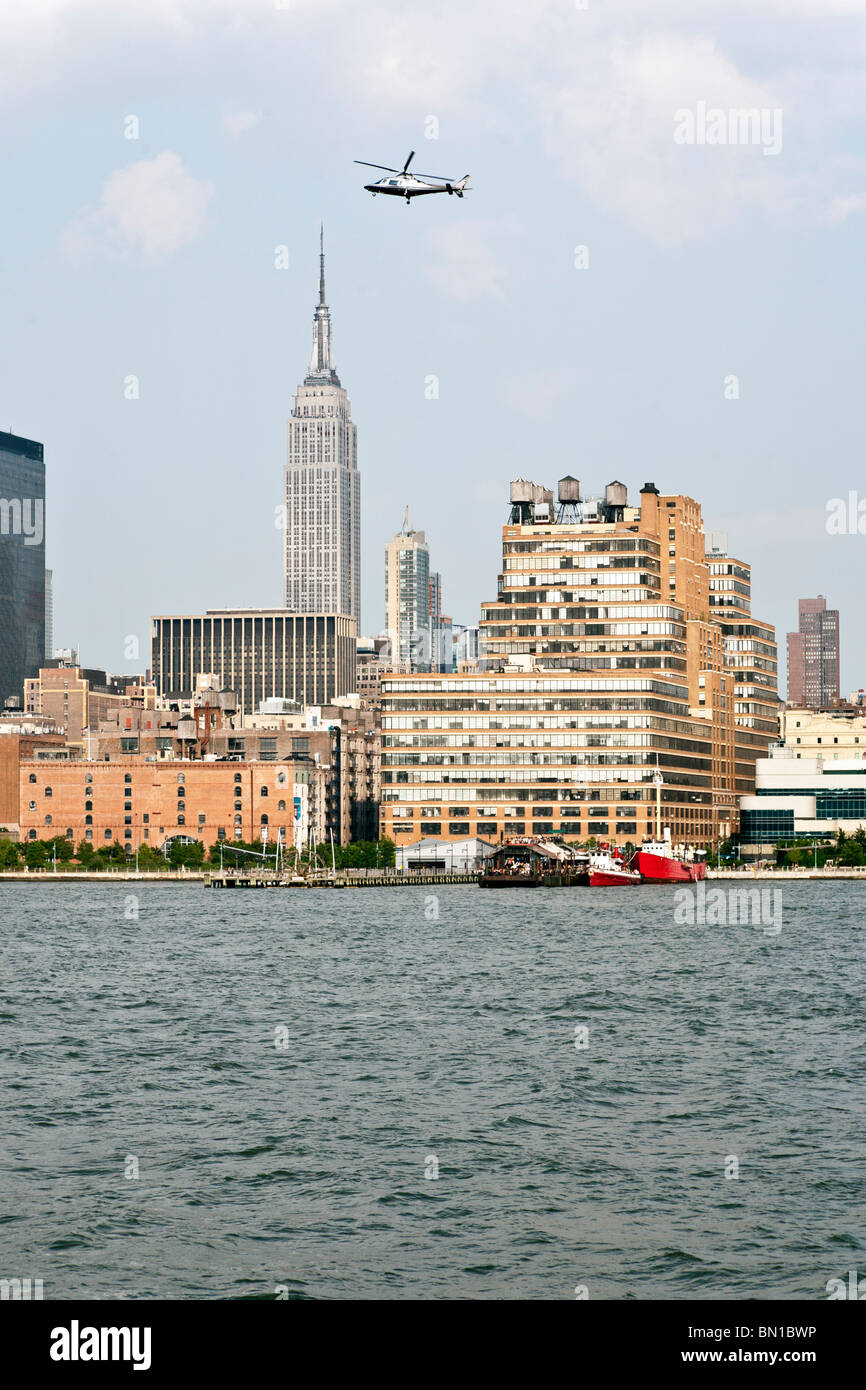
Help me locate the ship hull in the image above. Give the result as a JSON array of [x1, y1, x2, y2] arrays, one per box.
[[588, 869, 641, 887], [633, 851, 706, 883]]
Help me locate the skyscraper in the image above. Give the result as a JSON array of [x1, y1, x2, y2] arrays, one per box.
[[44, 568, 54, 660], [786, 596, 840, 708], [380, 478, 779, 849], [385, 515, 430, 670], [284, 231, 360, 625], [0, 430, 45, 705]]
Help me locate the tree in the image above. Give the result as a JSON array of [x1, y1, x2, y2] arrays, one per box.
[[46, 835, 75, 863], [24, 840, 48, 869], [0, 838, 21, 869]]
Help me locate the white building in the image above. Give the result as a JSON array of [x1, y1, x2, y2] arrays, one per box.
[[284, 231, 360, 624], [385, 516, 430, 670], [396, 836, 497, 873], [739, 748, 866, 853]]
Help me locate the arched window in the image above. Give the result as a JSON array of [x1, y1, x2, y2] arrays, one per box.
[[29, 773, 36, 784], [177, 815, 185, 826], [85, 829, 93, 841], [234, 773, 242, 784], [177, 786, 185, 797], [29, 830, 37, 840], [124, 773, 132, 784], [85, 773, 92, 784], [44, 786, 52, 797], [85, 800, 93, 811], [177, 773, 185, 784], [234, 801, 242, 811], [260, 786, 268, 797], [66, 828, 73, 839], [85, 815, 92, 826], [260, 814, 268, 826], [44, 815, 52, 826], [104, 829, 112, 839], [278, 800, 286, 812], [177, 800, 185, 812]]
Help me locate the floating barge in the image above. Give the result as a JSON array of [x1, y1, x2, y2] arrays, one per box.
[[478, 837, 590, 888]]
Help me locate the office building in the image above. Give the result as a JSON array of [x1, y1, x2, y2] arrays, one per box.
[[0, 430, 45, 705], [23, 661, 156, 753], [787, 596, 839, 708], [380, 478, 779, 849], [44, 569, 53, 661], [150, 610, 356, 717], [283, 231, 360, 623], [740, 749, 866, 853]]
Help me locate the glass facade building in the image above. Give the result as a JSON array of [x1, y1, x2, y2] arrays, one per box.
[[0, 430, 45, 706]]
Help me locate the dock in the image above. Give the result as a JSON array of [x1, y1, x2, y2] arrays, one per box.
[[204, 870, 479, 889]]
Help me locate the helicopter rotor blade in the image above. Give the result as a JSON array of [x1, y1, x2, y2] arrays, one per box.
[[354, 160, 401, 173], [413, 172, 458, 182], [401, 150, 416, 173]]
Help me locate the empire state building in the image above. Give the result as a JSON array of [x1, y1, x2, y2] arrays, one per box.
[[283, 232, 361, 624]]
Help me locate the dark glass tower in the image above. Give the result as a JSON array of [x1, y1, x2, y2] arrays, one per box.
[[0, 430, 45, 705]]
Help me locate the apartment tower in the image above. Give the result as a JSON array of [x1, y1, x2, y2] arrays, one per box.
[[786, 596, 840, 708], [380, 479, 779, 849]]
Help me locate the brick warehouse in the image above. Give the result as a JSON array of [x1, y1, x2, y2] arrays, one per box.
[[16, 759, 317, 852]]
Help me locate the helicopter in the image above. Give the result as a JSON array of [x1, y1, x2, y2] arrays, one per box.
[[354, 151, 471, 204]]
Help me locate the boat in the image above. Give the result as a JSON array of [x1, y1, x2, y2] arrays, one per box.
[[633, 833, 707, 883], [632, 768, 707, 882], [587, 847, 642, 887], [478, 836, 590, 887]]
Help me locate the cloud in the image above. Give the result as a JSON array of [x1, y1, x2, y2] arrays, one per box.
[[222, 107, 263, 139], [10, 0, 866, 248], [61, 151, 213, 264], [826, 192, 866, 224], [422, 220, 512, 302]]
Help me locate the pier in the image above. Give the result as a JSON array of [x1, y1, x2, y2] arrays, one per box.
[[204, 869, 479, 889]]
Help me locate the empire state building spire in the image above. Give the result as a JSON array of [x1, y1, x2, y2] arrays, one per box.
[[285, 230, 360, 625], [306, 224, 340, 385]]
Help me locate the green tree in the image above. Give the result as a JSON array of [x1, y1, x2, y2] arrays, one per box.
[[0, 838, 21, 869], [45, 835, 75, 863], [24, 840, 49, 869]]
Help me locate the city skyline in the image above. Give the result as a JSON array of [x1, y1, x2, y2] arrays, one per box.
[[3, 1, 866, 692]]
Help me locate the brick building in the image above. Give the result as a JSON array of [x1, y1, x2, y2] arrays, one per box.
[[17, 758, 319, 854], [23, 662, 156, 752]]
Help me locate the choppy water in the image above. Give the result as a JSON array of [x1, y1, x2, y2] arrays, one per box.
[[0, 881, 863, 1300]]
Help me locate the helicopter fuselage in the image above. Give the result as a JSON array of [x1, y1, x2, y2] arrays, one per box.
[[364, 174, 469, 199]]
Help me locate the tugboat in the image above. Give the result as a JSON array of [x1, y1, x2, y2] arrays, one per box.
[[632, 770, 707, 883], [587, 845, 642, 887]]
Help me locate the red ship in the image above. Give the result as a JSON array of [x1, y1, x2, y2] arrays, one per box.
[[588, 847, 642, 887], [632, 837, 706, 883], [632, 768, 706, 882]]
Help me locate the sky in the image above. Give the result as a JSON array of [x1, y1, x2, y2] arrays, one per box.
[[2, 0, 866, 693]]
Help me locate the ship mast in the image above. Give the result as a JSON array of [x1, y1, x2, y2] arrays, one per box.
[[653, 762, 663, 841]]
